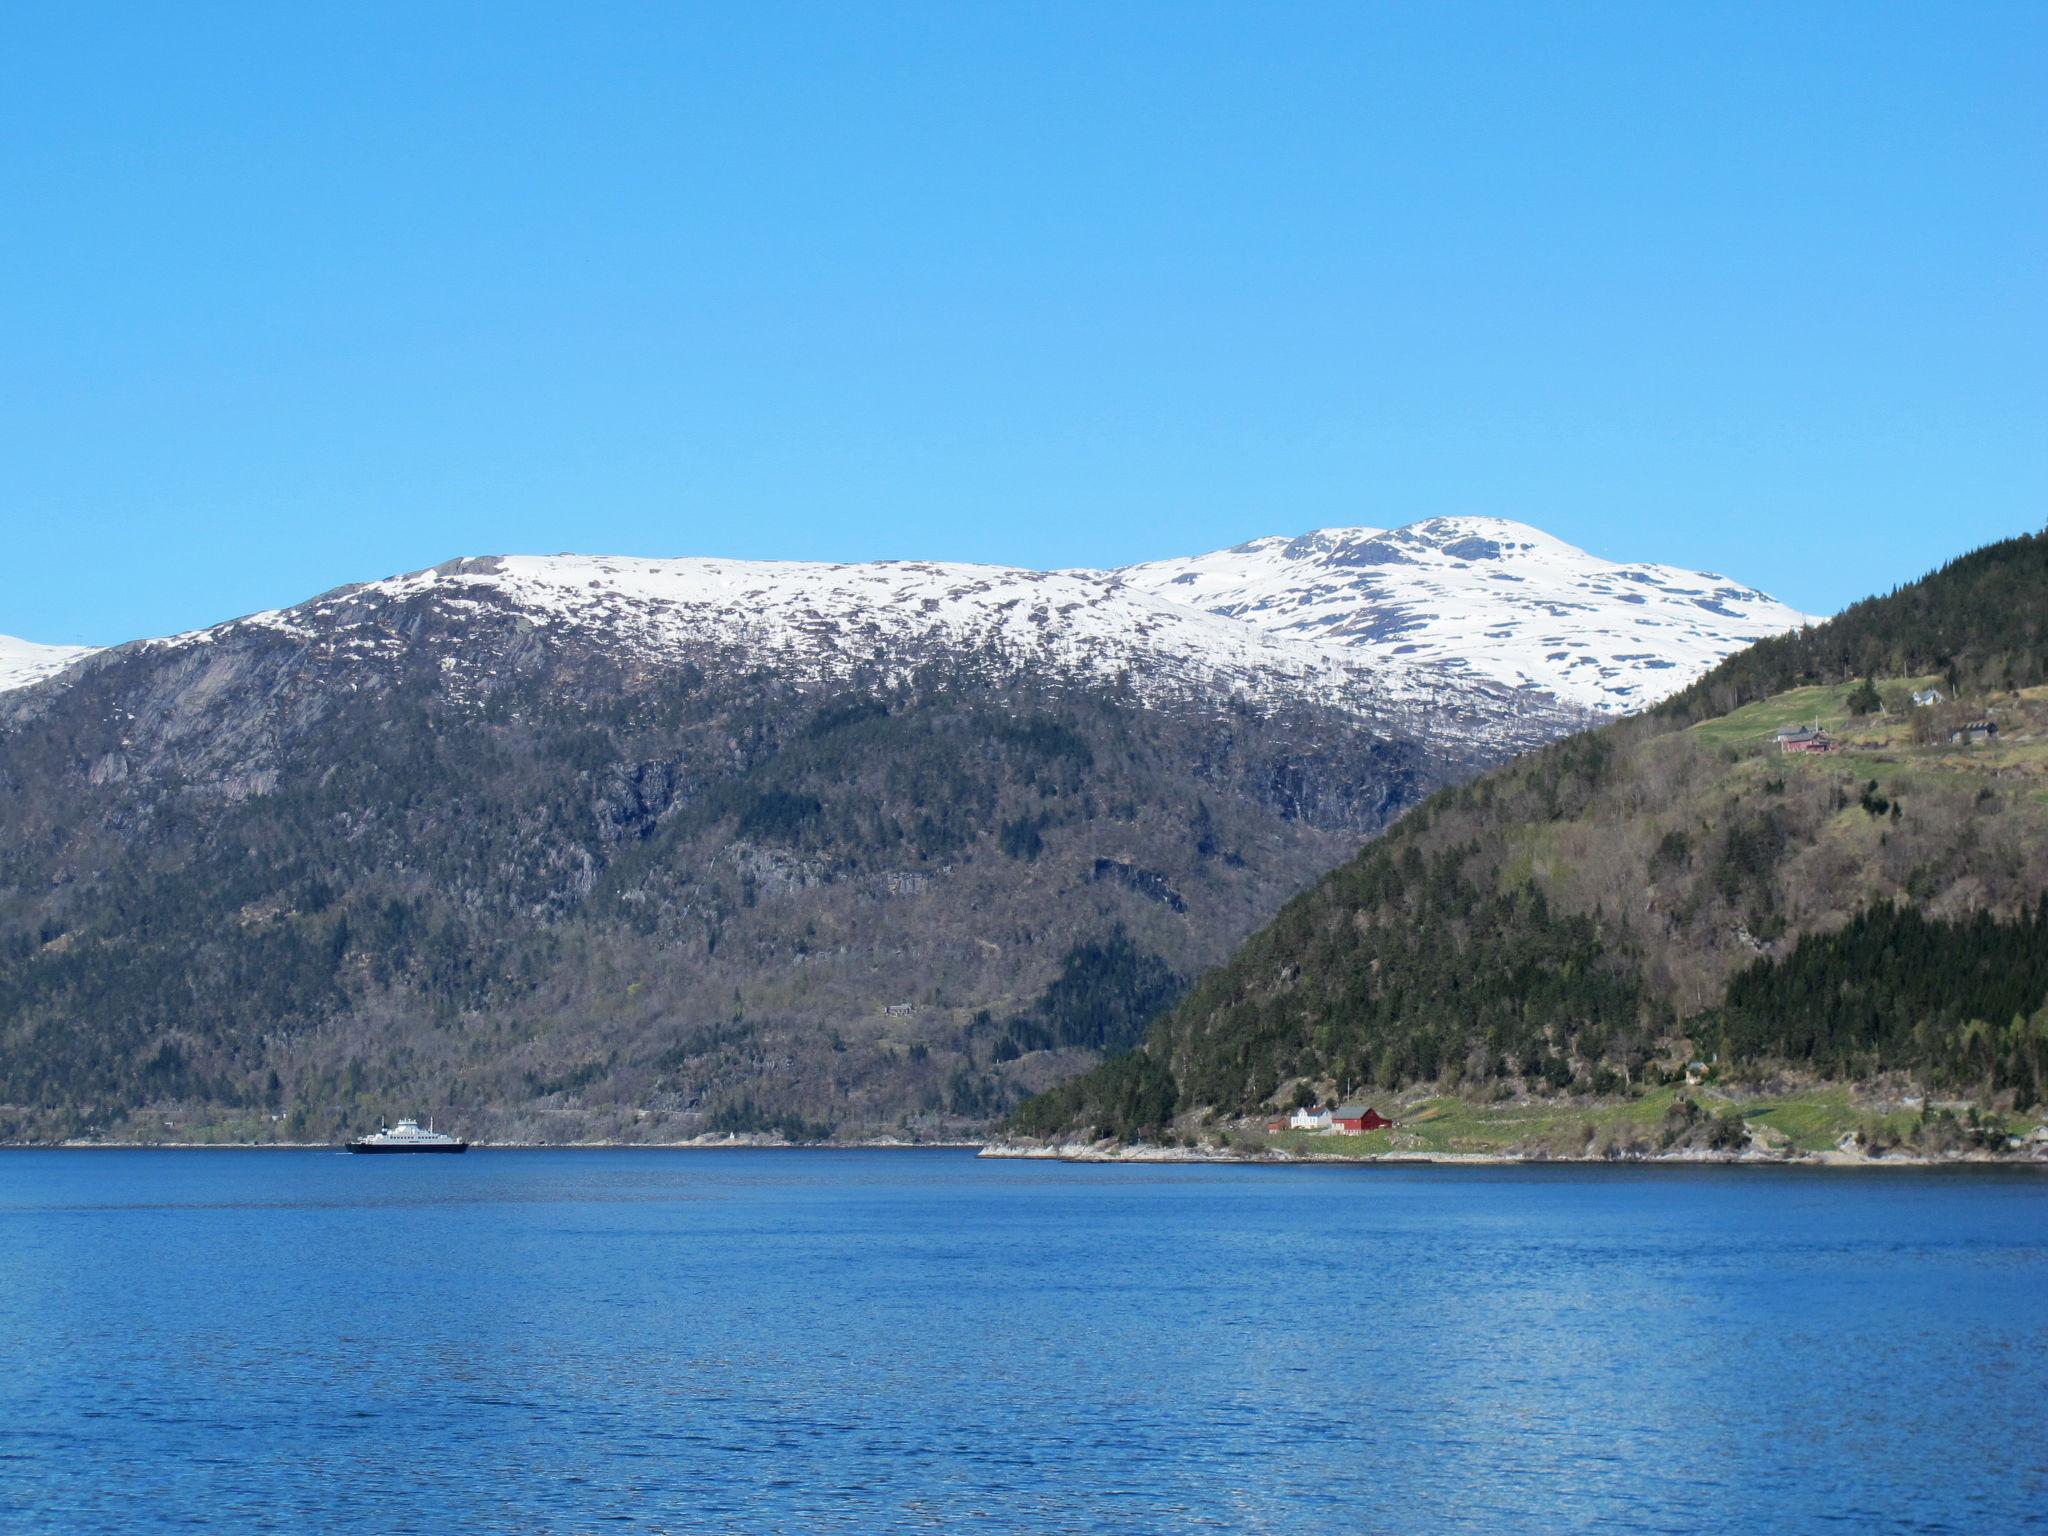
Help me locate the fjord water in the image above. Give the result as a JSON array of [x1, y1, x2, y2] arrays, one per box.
[[2, 1152, 2042, 1533]]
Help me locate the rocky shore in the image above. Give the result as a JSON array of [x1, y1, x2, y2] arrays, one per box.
[[977, 1137, 2048, 1169]]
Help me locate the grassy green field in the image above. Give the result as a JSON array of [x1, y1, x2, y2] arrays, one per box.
[[1701, 678, 2048, 816], [1683, 674, 1979, 745], [1237, 1083, 2038, 1160], [1687, 682, 1872, 746]]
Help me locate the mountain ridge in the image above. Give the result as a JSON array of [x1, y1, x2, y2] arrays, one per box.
[[4, 516, 1811, 724], [117, 550, 1571, 752]]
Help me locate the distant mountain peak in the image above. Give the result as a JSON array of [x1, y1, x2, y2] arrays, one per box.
[[1117, 516, 1814, 713], [5, 516, 1808, 718]]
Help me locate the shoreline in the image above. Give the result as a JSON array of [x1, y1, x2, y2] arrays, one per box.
[[976, 1139, 2048, 1170], [10, 1135, 988, 1152]]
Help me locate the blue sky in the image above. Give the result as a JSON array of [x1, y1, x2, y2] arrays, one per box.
[[2, 1, 2041, 645]]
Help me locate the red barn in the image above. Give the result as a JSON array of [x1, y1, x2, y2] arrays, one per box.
[[1331, 1105, 1392, 1133], [1775, 727, 1835, 754]]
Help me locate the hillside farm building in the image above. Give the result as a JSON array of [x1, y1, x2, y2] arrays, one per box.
[[1775, 726, 1836, 754], [1331, 1106, 1393, 1134], [1276, 1105, 1393, 1134]]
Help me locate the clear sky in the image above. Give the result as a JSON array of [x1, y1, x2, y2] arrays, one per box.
[[2, 1, 2041, 645]]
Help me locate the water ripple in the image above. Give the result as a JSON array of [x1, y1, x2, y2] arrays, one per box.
[[0, 1151, 2043, 1532]]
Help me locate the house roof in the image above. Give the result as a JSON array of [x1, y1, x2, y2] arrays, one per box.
[[1332, 1105, 1375, 1118]]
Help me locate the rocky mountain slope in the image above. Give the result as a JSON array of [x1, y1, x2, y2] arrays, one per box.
[[1020, 530, 2048, 1143], [1117, 516, 1815, 713]]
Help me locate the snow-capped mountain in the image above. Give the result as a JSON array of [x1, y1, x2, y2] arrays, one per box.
[[0, 520, 1810, 1142], [7, 517, 1806, 721], [1115, 516, 1814, 713], [142, 552, 1580, 752], [0, 634, 97, 693]]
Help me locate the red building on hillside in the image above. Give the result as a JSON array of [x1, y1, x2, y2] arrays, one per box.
[[1331, 1105, 1392, 1133], [1775, 726, 1835, 754]]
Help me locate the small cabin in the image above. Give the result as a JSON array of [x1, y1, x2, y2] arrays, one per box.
[[1330, 1105, 1392, 1134], [1951, 720, 1998, 745], [1912, 687, 1944, 708]]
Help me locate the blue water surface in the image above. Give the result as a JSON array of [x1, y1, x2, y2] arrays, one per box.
[[1, 1149, 2043, 1533]]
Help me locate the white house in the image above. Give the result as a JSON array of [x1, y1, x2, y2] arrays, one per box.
[[1912, 687, 1943, 708], [1288, 1107, 1333, 1131]]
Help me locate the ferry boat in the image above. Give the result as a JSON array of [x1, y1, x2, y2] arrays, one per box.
[[347, 1117, 468, 1154]]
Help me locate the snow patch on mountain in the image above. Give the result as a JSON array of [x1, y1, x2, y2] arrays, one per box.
[[0, 634, 98, 693], [160, 553, 1580, 752], [120, 516, 1801, 739], [1116, 516, 1815, 712]]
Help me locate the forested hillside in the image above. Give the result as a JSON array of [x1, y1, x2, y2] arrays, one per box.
[[1020, 529, 2048, 1142], [1716, 900, 2048, 1098]]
